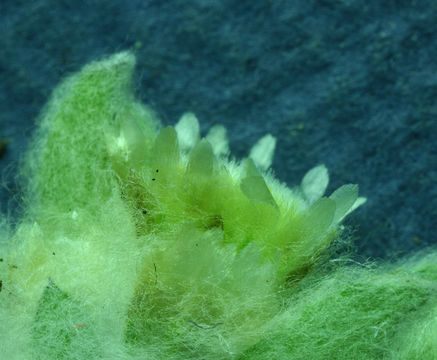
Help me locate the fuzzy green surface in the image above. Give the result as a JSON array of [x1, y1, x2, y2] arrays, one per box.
[[0, 52, 436, 359]]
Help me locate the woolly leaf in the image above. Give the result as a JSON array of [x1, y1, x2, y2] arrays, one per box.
[[349, 196, 367, 215], [246, 157, 262, 177], [249, 134, 276, 171], [305, 197, 336, 239], [330, 184, 359, 224], [241, 159, 277, 208], [32, 280, 101, 359], [205, 125, 229, 157], [175, 112, 200, 152], [301, 165, 329, 204], [152, 126, 179, 167], [119, 117, 148, 170], [187, 139, 215, 176]]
